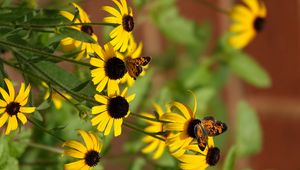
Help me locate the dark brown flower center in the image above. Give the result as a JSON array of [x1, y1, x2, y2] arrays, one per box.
[[81, 25, 94, 35], [85, 150, 100, 167], [105, 57, 127, 80], [206, 147, 220, 166], [122, 15, 134, 32], [6, 102, 21, 116], [253, 17, 265, 32], [187, 119, 201, 138], [107, 96, 129, 119]]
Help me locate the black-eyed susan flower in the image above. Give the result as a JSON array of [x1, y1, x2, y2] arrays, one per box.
[[63, 130, 102, 170], [91, 87, 135, 137], [228, 0, 267, 49], [178, 137, 220, 170], [42, 82, 71, 110], [120, 36, 149, 86], [161, 99, 199, 158], [60, 3, 101, 60], [0, 79, 35, 135], [141, 103, 169, 160], [102, 0, 134, 52], [90, 43, 127, 94]]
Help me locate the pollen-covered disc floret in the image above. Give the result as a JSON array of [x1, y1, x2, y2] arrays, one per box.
[[102, 0, 134, 52], [0, 79, 35, 135], [60, 3, 101, 60], [90, 43, 127, 94], [91, 87, 135, 136], [63, 130, 102, 170], [228, 0, 267, 49]]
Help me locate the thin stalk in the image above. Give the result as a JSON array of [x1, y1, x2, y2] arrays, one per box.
[[0, 40, 91, 67], [26, 142, 63, 154], [12, 50, 97, 103], [28, 118, 66, 142], [196, 0, 229, 15], [52, 88, 85, 113], [130, 112, 172, 123], [1, 22, 118, 28], [123, 121, 165, 141]]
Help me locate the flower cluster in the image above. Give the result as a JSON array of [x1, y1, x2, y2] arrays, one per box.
[[140, 97, 227, 170], [0, 0, 268, 169]]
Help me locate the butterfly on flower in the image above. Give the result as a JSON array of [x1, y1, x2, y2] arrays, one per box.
[[125, 56, 151, 80], [194, 116, 227, 151]]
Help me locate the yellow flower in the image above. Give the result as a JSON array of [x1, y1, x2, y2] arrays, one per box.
[[63, 130, 102, 170], [0, 79, 35, 135], [91, 87, 135, 137], [178, 137, 220, 170], [90, 43, 127, 94], [120, 36, 147, 86], [228, 0, 267, 49], [42, 82, 71, 110], [102, 0, 134, 52], [141, 103, 169, 160], [161, 99, 199, 158], [60, 3, 101, 60]]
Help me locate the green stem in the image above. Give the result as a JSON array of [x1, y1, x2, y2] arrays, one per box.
[[28, 118, 66, 142], [1, 22, 118, 28], [196, 0, 229, 15], [131, 113, 172, 123], [13, 50, 97, 103], [26, 142, 63, 154], [123, 121, 165, 141], [0, 40, 91, 67]]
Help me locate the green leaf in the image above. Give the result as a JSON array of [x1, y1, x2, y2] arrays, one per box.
[[194, 87, 216, 114], [151, 0, 210, 49], [59, 27, 96, 43], [7, 129, 32, 158], [1, 156, 18, 170], [129, 157, 146, 170], [228, 52, 271, 88], [36, 61, 81, 89], [128, 70, 153, 111], [0, 136, 9, 168], [222, 146, 237, 170], [236, 101, 262, 156]]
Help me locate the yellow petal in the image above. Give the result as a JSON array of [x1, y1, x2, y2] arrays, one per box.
[[97, 115, 110, 132], [0, 99, 6, 107], [78, 130, 93, 151], [94, 94, 108, 104], [90, 58, 104, 68], [92, 105, 107, 114], [243, 0, 259, 14], [102, 6, 122, 18], [104, 118, 113, 136], [17, 112, 27, 125], [20, 107, 36, 114], [152, 142, 165, 159], [172, 102, 192, 120], [64, 140, 87, 154], [96, 77, 108, 93], [126, 94, 135, 103], [10, 115, 18, 131], [107, 80, 120, 96], [0, 87, 11, 103], [0, 113, 8, 127], [5, 117, 12, 135], [113, 118, 123, 136], [91, 112, 107, 126], [4, 79, 15, 102], [60, 11, 74, 21], [64, 160, 86, 170]]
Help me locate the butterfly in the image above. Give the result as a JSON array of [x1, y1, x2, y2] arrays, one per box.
[[194, 116, 227, 151], [125, 56, 151, 80]]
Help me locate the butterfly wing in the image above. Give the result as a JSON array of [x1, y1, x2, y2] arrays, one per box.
[[201, 116, 227, 136], [194, 123, 208, 151]]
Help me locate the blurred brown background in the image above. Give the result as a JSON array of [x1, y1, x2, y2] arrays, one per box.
[[69, 0, 300, 169]]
